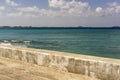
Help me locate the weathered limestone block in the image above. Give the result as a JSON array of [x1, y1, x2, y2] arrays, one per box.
[[67, 58, 76, 72], [12, 49, 23, 60], [0, 48, 12, 58], [37, 53, 51, 67], [49, 55, 69, 71], [25, 51, 37, 64], [65, 57, 120, 80], [75, 59, 89, 74]]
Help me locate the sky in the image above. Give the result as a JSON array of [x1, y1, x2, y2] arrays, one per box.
[[0, 0, 120, 27]]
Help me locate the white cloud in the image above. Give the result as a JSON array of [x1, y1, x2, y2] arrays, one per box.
[[6, 1, 120, 18], [6, 0, 19, 6], [110, 2, 120, 13], [0, 6, 5, 15], [48, 0, 69, 9], [5, 0, 92, 17], [48, 0, 89, 9], [96, 7, 103, 13], [95, 7, 105, 16], [94, 2, 120, 17], [17, 6, 49, 17], [1, 1, 120, 27], [0, 6, 5, 11], [68, 1, 90, 16], [106, 2, 120, 14], [48, 0, 90, 16], [7, 12, 23, 17], [48, 1, 120, 17], [17, 6, 39, 12], [8, 6, 47, 17]]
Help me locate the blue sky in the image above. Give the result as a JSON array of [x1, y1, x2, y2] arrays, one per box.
[[15, 0, 49, 8], [0, 0, 120, 27]]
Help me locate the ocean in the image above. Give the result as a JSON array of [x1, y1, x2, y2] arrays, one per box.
[[0, 28, 120, 59]]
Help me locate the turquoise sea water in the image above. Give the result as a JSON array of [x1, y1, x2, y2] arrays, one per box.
[[0, 28, 120, 59]]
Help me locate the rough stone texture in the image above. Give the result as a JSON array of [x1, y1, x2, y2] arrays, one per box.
[[0, 45, 120, 80], [0, 57, 97, 80]]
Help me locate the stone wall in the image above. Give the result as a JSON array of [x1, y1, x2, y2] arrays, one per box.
[[0, 45, 120, 80]]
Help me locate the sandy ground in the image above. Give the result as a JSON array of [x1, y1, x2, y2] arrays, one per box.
[[0, 57, 98, 80]]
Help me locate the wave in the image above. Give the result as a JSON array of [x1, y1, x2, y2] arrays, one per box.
[[0, 39, 30, 47], [0, 39, 58, 49], [0, 43, 12, 46]]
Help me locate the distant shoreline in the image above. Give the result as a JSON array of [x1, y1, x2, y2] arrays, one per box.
[[0, 26, 120, 29]]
